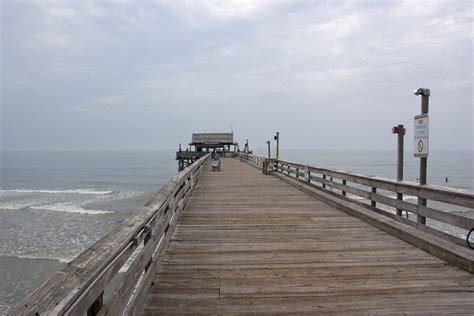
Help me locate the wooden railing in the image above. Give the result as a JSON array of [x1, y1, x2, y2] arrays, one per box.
[[239, 153, 266, 168], [9, 154, 210, 316], [240, 154, 474, 249]]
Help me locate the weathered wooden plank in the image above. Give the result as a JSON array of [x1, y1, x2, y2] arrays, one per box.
[[142, 293, 474, 314], [154, 262, 457, 279]]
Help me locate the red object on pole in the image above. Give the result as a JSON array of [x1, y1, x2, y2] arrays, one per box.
[[392, 126, 400, 134]]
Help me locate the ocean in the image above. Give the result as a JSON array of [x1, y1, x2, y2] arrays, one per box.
[[0, 149, 472, 314], [0, 150, 177, 314]]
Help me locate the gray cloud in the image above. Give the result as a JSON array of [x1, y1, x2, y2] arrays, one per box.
[[1, 0, 472, 150]]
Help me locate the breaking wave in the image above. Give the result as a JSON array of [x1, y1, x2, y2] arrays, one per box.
[[0, 201, 114, 214], [6, 254, 75, 263], [0, 189, 115, 195], [29, 203, 114, 215]]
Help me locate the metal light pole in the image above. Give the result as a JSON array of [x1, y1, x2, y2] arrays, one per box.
[[274, 132, 280, 160], [266, 140, 271, 158], [414, 87, 430, 225], [392, 125, 405, 217]]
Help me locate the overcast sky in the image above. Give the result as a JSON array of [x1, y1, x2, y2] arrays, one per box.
[[1, 0, 473, 151]]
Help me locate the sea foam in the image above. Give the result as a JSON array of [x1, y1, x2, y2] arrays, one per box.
[[0, 189, 114, 195], [6, 254, 75, 263], [30, 203, 114, 215]]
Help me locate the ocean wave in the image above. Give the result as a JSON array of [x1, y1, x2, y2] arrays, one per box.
[[0, 189, 115, 195], [3, 254, 75, 263], [30, 203, 114, 215], [0, 202, 33, 210]]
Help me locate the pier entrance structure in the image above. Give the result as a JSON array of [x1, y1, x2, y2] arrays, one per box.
[[176, 132, 238, 171], [10, 154, 474, 315]]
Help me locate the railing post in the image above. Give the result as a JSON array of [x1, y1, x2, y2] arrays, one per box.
[[322, 175, 326, 189], [414, 88, 430, 225], [342, 179, 346, 196], [296, 168, 299, 179], [306, 167, 310, 183], [371, 187, 377, 207], [87, 292, 104, 316], [393, 124, 405, 216]]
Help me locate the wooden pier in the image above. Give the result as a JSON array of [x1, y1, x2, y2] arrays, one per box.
[[142, 158, 474, 314], [10, 155, 474, 315]]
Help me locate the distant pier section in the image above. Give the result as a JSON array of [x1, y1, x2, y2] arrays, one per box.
[[176, 132, 239, 170]]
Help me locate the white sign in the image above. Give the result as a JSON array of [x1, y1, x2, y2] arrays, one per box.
[[414, 114, 429, 157]]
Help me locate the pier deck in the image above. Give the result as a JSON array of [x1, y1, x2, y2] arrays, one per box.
[[141, 158, 474, 314]]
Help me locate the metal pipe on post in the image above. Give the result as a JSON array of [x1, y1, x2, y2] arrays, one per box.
[[371, 187, 377, 207], [274, 132, 280, 172], [414, 88, 430, 225], [274, 132, 279, 160], [392, 125, 405, 216]]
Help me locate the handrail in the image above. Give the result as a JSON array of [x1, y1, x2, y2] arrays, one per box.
[[280, 159, 472, 208], [9, 154, 211, 316], [239, 153, 266, 168], [238, 153, 474, 247]]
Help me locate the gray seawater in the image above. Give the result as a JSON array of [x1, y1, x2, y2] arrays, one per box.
[[0, 149, 472, 314], [0, 150, 177, 314]]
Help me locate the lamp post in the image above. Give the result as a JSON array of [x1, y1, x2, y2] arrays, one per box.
[[266, 140, 271, 158]]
